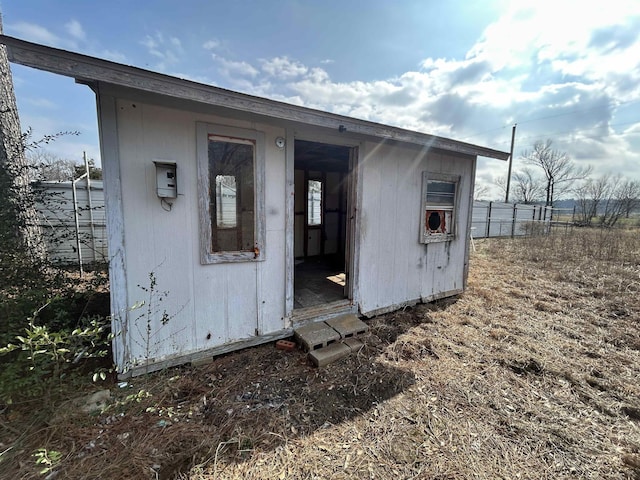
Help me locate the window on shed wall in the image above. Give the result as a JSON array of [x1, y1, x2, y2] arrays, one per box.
[[420, 172, 460, 243], [307, 179, 322, 226], [209, 137, 254, 252], [197, 123, 265, 264]]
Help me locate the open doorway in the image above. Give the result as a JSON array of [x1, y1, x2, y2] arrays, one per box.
[[294, 140, 353, 309]]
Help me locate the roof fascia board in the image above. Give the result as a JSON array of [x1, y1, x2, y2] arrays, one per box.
[[96, 82, 470, 158], [1, 34, 509, 161]]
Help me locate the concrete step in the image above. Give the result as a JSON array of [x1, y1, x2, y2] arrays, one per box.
[[325, 314, 369, 339], [342, 337, 364, 353], [295, 315, 369, 367], [294, 321, 341, 352], [308, 342, 351, 367]]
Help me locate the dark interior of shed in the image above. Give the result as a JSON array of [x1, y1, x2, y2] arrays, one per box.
[[293, 140, 351, 309]]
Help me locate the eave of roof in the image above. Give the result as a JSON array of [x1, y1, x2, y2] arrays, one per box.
[[0, 34, 509, 161]]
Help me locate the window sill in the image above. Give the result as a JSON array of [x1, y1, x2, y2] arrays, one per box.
[[201, 250, 265, 265], [421, 234, 455, 244]]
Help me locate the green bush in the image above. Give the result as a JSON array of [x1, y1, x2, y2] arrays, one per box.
[[0, 309, 112, 404]]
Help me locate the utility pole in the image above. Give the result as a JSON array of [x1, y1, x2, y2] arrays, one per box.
[[504, 123, 517, 203]]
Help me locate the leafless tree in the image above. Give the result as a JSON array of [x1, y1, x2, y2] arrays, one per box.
[[617, 179, 640, 218], [28, 150, 77, 181], [576, 174, 640, 227], [575, 174, 612, 225], [600, 176, 640, 227], [521, 139, 591, 206], [494, 175, 507, 198], [473, 183, 490, 201], [494, 168, 544, 204], [511, 168, 545, 204]]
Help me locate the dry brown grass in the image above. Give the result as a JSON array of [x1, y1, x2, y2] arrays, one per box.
[[2, 228, 640, 479]]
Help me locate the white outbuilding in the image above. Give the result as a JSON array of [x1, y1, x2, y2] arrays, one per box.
[[2, 35, 509, 376]]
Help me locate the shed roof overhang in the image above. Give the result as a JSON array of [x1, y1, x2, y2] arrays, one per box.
[[1, 34, 509, 161]]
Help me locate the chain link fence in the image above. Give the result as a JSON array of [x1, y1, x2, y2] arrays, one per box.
[[472, 201, 575, 239]]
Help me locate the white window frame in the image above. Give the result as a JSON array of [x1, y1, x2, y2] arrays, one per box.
[[196, 122, 265, 264], [420, 172, 460, 244]]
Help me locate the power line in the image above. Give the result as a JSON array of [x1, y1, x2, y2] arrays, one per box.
[[462, 98, 640, 142], [490, 119, 640, 149]]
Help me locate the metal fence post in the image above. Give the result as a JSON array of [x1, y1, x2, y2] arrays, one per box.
[[85, 153, 96, 263], [71, 178, 83, 277]]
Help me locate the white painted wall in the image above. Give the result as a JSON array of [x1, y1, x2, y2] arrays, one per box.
[[357, 142, 473, 316], [114, 99, 286, 369], [105, 93, 475, 371]]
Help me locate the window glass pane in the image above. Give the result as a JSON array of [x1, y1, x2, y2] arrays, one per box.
[[215, 175, 236, 228], [208, 137, 255, 252], [308, 180, 322, 226], [426, 180, 455, 205]]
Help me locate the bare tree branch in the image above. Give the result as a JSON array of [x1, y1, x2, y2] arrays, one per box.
[[521, 139, 592, 206], [575, 174, 612, 225], [575, 175, 640, 227], [28, 150, 78, 181], [511, 168, 545, 204], [473, 183, 491, 201]]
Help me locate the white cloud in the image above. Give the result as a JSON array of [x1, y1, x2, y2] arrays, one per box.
[[205, 1, 639, 200], [7, 21, 61, 46], [13, 2, 640, 200], [261, 56, 308, 79], [64, 19, 86, 40], [212, 54, 259, 78], [7, 19, 126, 64], [140, 32, 182, 71], [203, 39, 220, 50], [26, 97, 57, 109], [140, 35, 159, 50], [99, 49, 128, 63]]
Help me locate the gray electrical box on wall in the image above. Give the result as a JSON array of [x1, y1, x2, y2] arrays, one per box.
[[153, 161, 177, 198]]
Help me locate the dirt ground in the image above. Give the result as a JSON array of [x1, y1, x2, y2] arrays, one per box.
[[1, 229, 640, 479]]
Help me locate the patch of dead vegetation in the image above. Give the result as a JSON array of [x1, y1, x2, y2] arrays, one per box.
[[2, 228, 640, 479]]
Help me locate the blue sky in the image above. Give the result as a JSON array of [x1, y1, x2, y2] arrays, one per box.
[[2, 0, 640, 199]]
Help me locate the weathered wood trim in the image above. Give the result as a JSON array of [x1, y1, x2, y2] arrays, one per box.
[[196, 122, 266, 264], [284, 128, 295, 321], [96, 91, 129, 371], [347, 145, 361, 306], [0, 34, 509, 161], [421, 289, 464, 303], [360, 298, 423, 318], [463, 157, 477, 288], [360, 289, 463, 318], [120, 327, 293, 378], [291, 300, 356, 326]]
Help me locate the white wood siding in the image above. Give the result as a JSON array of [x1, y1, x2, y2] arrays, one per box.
[[114, 99, 286, 369], [357, 142, 473, 316], [103, 93, 475, 372]]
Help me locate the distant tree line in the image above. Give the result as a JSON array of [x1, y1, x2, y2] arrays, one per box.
[[574, 174, 640, 227], [489, 139, 640, 227], [29, 150, 102, 181]]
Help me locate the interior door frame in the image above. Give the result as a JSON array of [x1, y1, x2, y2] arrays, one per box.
[[284, 129, 360, 322]]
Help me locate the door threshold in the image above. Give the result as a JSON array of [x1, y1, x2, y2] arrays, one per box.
[[292, 299, 356, 327]]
